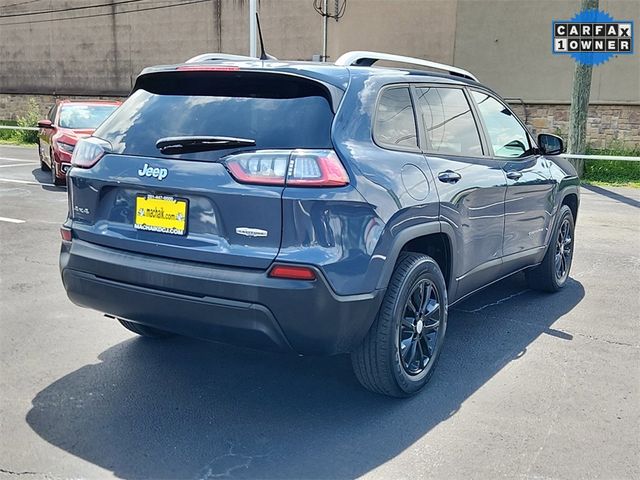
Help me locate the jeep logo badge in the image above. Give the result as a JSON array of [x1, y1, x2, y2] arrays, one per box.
[[138, 163, 168, 181]]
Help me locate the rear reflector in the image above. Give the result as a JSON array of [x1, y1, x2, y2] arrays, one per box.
[[60, 227, 72, 241], [268, 264, 316, 280], [225, 149, 349, 187]]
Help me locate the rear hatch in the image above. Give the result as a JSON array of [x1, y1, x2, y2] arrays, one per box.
[[67, 68, 338, 269]]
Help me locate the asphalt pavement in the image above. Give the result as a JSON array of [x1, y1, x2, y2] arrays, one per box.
[[0, 144, 638, 479]]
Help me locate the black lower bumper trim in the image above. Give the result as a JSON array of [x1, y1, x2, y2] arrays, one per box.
[[60, 240, 385, 355], [63, 269, 294, 352]]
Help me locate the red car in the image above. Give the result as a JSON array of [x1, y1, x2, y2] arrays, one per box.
[[38, 100, 121, 186]]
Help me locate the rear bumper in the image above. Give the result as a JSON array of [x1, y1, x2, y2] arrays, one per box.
[[60, 239, 384, 355]]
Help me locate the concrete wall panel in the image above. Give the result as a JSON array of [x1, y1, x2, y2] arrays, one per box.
[[453, 0, 639, 103]]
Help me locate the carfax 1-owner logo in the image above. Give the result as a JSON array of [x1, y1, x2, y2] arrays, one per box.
[[553, 9, 634, 65]]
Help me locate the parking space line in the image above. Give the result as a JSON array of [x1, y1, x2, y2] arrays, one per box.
[[0, 216, 26, 224], [0, 163, 38, 168], [0, 178, 54, 186], [0, 157, 38, 163]]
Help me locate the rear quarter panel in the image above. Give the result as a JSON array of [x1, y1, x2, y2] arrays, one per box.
[[318, 73, 441, 295]]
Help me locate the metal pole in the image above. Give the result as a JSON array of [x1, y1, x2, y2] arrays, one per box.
[[249, 0, 257, 57], [322, 0, 328, 61]]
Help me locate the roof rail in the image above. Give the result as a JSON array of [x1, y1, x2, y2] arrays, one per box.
[[185, 53, 261, 63], [334, 51, 478, 82]]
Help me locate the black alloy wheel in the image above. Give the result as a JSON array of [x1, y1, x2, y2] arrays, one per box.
[[399, 279, 442, 376], [555, 217, 573, 282]]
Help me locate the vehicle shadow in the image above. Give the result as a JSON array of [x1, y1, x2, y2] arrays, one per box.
[[26, 274, 584, 479], [30, 167, 65, 191]]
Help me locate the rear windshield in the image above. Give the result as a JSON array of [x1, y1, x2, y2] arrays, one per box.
[[93, 72, 335, 160], [59, 104, 118, 129]]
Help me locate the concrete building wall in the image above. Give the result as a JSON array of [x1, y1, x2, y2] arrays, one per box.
[[0, 0, 638, 146], [453, 0, 640, 103]]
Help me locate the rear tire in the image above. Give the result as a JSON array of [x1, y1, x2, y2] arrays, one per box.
[[117, 318, 174, 338], [351, 253, 448, 398], [526, 205, 575, 292]]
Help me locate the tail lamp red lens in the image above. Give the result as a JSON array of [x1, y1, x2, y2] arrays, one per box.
[[71, 138, 111, 168], [268, 264, 317, 280], [60, 226, 72, 241], [225, 149, 349, 187]]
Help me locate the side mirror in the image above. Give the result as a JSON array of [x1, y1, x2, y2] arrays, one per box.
[[37, 119, 53, 129], [538, 133, 564, 155]]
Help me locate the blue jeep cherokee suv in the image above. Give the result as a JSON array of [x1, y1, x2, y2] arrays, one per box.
[[60, 51, 579, 397]]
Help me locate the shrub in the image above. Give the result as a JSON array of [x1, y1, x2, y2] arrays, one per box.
[[583, 142, 640, 186], [15, 98, 40, 144]]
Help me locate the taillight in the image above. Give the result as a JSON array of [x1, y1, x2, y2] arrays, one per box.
[[269, 264, 316, 280], [71, 137, 111, 168], [224, 149, 349, 187]]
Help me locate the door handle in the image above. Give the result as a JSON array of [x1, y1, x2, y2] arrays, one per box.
[[506, 170, 523, 180], [438, 170, 462, 183]]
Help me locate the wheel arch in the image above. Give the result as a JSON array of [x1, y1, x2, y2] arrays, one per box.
[[376, 222, 457, 296], [561, 191, 579, 222]]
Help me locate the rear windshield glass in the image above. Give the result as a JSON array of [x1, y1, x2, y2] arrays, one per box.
[[59, 104, 118, 129], [93, 72, 335, 160]]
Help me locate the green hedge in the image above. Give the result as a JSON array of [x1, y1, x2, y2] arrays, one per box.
[[0, 98, 40, 144], [582, 144, 640, 186]]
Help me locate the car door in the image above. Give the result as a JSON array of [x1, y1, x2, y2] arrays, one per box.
[[469, 90, 556, 273], [413, 85, 507, 301]]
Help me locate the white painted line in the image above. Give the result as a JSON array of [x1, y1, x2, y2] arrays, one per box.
[[0, 163, 38, 168], [0, 177, 54, 186], [0, 216, 25, 224], [0, 157, 38, 163]]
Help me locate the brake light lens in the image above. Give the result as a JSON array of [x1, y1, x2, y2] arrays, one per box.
[[269, 264, 316, 280], [225, 149, 349, 187], [176, 65, 240, 72], [71, 137, 111, 168]]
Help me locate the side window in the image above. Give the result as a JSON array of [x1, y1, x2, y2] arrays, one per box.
[[415, 87, 483, 157], [374, 87, 418, 149], [471, 91, 531, 158], [48, 105, 57, 123]]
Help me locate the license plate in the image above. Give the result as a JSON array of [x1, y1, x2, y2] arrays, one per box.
[[134, 194, 188, 236]]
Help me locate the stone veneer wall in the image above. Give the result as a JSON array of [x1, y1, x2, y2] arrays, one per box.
[[508, 103, 640, 150], [1, 93, 638, 149]]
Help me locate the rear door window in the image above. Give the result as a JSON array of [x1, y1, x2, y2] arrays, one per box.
[[94, 72, 334, 161], [415, 87, 483, 157], [373, 87, 418, 149]]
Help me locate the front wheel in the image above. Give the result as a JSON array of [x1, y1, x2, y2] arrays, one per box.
[[351, 253, 448, 397], [39, 141, 50, 171], [50, 153, 65, 186], [526, 205, 575, 292]]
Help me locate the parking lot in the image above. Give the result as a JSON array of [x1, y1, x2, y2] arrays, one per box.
[[0, 143, 638, 479]]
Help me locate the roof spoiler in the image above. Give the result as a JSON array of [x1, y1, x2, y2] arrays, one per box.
[[334, 51, 478, 82], [185, 52, 278, 63]]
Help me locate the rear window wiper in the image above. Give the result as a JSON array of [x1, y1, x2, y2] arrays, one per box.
[[156, 136, 256, 155]]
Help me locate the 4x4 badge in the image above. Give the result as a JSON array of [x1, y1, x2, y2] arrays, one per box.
[[236, 227, 268, 238]]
